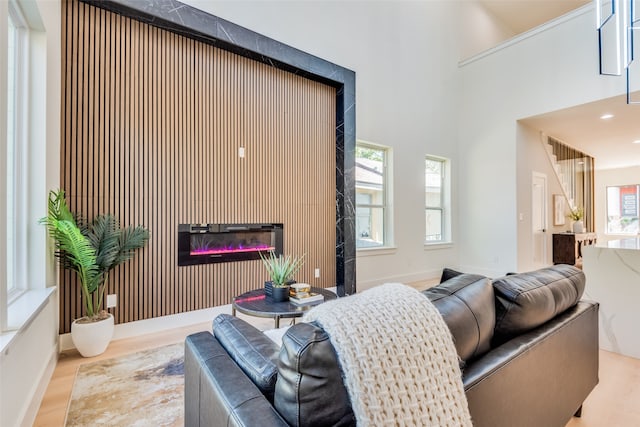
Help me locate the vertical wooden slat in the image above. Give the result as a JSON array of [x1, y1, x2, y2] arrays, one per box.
[[60, 0, 336, 333]]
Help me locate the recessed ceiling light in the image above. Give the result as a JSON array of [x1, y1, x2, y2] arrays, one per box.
[[600, 114, 614, 119]]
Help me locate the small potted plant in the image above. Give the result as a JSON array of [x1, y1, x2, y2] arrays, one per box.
[[41, 189, 149, 357], [567, 206, 585, 233], [259, 251, 305, 302]]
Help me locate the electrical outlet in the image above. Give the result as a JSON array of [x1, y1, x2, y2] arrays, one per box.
[[314, 268, 320, 278], [238, 147, 245, 158], [106, 294, 117, 308]]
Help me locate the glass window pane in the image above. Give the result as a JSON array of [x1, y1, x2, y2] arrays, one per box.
[[6, 15, 17, 294], [425, 158, 442, 208], [425, 209, 442, 242], [425, 190, 441, 208], [356, 147, 384, 195], [356, 144, 387, 248], [357, 207, 384, 248], [607, 185, 639, 234], [425, 156, 446, 243], [356, 191, 372, 205]]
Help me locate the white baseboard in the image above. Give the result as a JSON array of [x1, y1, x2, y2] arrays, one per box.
[[357, 269, 441, 292], [59, 304, 234, 352]]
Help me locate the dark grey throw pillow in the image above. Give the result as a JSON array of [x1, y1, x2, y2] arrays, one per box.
[[440, 267, 465, 283], [275, 322, 355, 427], [213, 314, 280, 400], [492, 264, 586, 345], [423, 273, 495, 364]]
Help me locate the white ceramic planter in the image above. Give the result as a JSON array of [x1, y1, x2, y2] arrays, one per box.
[[71, 314, 115, 357], [573, 220, 584, 233]]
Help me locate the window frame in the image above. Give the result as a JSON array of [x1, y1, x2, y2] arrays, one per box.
[[5, 1, 29, 303], [355, 141, 392, 250], [424, 155, 451, 245], [1, 0, 55, 338]]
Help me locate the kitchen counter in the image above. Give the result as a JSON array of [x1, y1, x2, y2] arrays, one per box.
[[583, 238, 640, 359]]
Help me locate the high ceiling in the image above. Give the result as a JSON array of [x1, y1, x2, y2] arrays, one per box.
[[477, 0, 639, 170], [478, 0, 590, 34]]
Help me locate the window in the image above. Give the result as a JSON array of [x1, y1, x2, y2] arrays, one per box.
[[356, 143, 389, 248], [5, 2, 28, 302], [1, 0, 51, 336], [606, 185, 639, 235], [425, 156, 450, 244]]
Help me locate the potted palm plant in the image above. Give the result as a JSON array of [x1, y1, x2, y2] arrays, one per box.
[[259, 251, 305, 302], [41, 189, 149, 357]]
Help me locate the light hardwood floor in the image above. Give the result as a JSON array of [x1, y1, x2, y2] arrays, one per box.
[[33, 312, 272, 427], [34, 297, 640, 427]]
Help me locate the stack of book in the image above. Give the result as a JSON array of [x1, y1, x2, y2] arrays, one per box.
[[289, 292, 324, 305]]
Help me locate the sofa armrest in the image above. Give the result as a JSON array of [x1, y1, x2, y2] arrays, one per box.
[[185, 331, 289, 427], [463, 301, 599, 427]]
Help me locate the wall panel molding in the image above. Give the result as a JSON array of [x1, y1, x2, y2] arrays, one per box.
[[60, 0, 337, 333]]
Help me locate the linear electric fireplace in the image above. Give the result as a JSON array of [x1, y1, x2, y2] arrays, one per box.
[[178, 223, 283, 266]]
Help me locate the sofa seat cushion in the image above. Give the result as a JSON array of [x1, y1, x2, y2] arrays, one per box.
[[275, 322, 355, 427], [423, 273, 495, 363], [492, 264, 586, 344], [213, 314, 280, 400]]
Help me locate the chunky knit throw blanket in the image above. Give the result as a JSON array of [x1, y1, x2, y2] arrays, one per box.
[[303, 283, 472, 427]]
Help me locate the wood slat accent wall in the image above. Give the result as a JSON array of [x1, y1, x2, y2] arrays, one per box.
[[60, 0, 336, 333]]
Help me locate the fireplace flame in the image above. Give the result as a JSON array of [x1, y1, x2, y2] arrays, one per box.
[[190, 245, 275, 256]]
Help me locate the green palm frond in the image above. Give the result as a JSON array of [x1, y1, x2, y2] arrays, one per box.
[[87, 214, 121, 271], [54, 219, 100, 290], [75, 213, 90, 237], [114, 225, 150, 265], [41, 194, 101, 317], [41, 191, 85, 273], [46, 189, 75, 223]]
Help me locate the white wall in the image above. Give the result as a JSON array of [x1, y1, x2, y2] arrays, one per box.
[[516, 124, 572, 272], [0, 0, 61, 425], [459, 5, 629, 275], [595, 166, 640, 243], [183, 1, 464, 288], [457, 0, 515, 59], [0, 292, 58, 427]]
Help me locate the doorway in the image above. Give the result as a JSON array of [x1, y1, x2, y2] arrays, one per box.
[[532, 172, 548, 268]]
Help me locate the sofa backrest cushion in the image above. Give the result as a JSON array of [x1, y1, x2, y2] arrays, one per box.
[[492, 264, 586, 345], [213, 314, 280, 400], [274, 322, 355, 427], [422, 274, 495, 364]]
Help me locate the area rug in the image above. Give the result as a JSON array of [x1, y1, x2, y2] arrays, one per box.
[[65, 343, 184, 427]]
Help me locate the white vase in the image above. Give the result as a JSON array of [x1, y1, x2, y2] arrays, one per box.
[[573, 220, 584, 233], [71, 314, 114, 357]]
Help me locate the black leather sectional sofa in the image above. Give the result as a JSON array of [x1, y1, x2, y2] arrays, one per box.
[[185, 264, 599, 427]]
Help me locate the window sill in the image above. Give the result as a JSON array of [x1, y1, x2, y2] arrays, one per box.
[[1, 287, 56, 354], [423, 242, 454, 251], [357, 246, 398, 257]]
